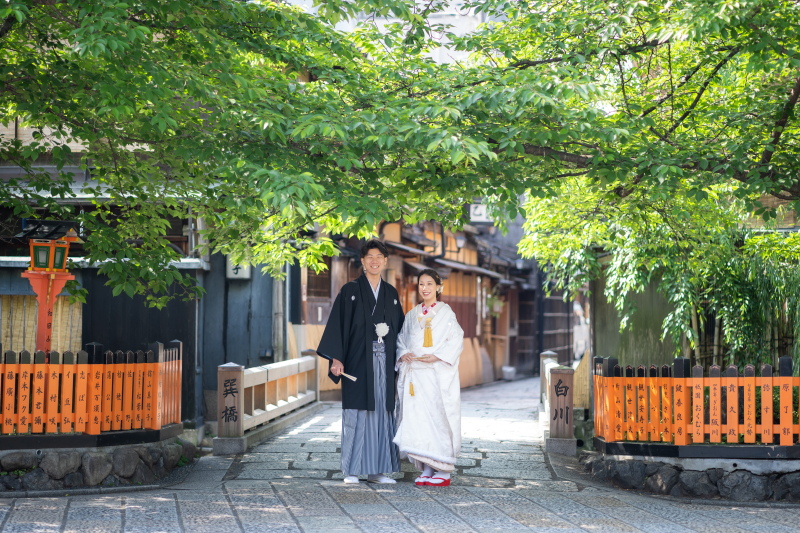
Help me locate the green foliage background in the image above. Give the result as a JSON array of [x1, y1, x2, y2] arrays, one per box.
[[1, 0, 799, 330]]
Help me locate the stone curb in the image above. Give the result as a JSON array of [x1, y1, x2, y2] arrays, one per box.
[[578, 452, 800, 505], [0, 483, 160, 498], [646, 492, 800, 508], [548, 450, 800, 510]]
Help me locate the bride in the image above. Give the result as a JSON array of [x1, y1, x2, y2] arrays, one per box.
[[394, 268, 464, 487]]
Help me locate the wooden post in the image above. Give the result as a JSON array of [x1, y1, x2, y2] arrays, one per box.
[[691, 365, 704, 444], [779, 356, 793, 446], [648, 365, 658, 441], [593, 357, 602, 438], [112, 351, 124, 430], [20, 271, 74, 353], [636, 366, 645, 441], [171, 347, 177, 424], [148, 342, 164, 428], [549, 366, 574, 439], [709, 365, 721, 443], [601, 357, 617, 442], [86, 348, 103, 435], [760, 364, 773, 444], [218, 362, 244, 438], [723, 365, 739, 443], [62, 351, 76, 432], [102, 351, 114, 431], [3, 351, 17, 435], [169, 340, 183, 424], [146, 349, 162, 430], [625, 366, 634, 440], [673, 358, 690, 445], [613, 365, 623, 441], [18, 350, 32, 434], [46, 351, 60, 433], [743, 365, 756, 443], [32, 350, 46, 433], [74, 350, 89, 433], [163, 348, 172, 425], [661, 365, 672, 443], [134, 350, 145, 429], [123, 351, 135, 430]]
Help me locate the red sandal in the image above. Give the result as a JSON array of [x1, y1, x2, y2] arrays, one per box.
[[426, 476, 451, 487], [414, 475, 430, 486]]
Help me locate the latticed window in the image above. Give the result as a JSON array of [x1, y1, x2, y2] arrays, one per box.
[[307, 256, 332, 298]]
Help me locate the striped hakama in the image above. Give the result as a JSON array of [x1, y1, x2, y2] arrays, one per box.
[[340, 341, 400, 476]]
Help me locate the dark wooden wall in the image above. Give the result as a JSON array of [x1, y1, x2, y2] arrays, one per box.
[[517, 289, 537, 373], [202, 253, 274, 388], [81, 268, 200, 424]]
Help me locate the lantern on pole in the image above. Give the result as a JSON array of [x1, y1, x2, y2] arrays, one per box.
[[15, 221, 83, 354]]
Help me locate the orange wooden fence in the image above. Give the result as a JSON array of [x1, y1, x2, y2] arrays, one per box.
[[0, 345, 181, 436], [594, 356, 799, 445]]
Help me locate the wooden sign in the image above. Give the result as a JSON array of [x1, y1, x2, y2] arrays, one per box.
[[218, 362, 244, 438], [549, 366, 574, 439], [744, 365, 756, 443], [3, 351, 17, 435], [691, 365, 704, 444], [46, 351, 60, 433], [708, 366, 721, 443], [723, 365, 739, 443], [32, 351, 46, 433], [74, 350, 89, 433], [760, 364, 773, 444]]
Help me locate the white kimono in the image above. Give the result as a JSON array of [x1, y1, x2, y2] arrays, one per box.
[[394, 303, 464, 472]]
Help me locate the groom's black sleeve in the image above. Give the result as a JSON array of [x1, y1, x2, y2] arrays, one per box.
[[319, 290, 346, 384]]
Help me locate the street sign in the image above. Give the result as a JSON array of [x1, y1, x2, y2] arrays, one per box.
[[226, 256, 251, 279], [469, 204, 492, 223]]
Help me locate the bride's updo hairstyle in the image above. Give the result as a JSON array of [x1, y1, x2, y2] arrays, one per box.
[[418, 268, 443, 300]]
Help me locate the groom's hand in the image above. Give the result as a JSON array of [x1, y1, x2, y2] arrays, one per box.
[[331, 359, 344, 376]]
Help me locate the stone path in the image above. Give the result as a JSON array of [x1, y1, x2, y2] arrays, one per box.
[[0, 378, 798, 532]]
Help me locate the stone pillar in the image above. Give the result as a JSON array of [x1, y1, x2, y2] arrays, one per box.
[[545, 366, 576, 456]]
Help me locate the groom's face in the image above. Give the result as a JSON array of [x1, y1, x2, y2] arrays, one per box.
[[363, 249, 388, 277]]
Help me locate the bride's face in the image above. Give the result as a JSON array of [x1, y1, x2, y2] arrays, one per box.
[[418, 274, 439, 302]]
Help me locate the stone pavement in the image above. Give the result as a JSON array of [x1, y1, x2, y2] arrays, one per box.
[[0, 378, 798, 532]]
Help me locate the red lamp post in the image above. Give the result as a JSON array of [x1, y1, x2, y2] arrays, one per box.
[[16, 221, 83, 354]]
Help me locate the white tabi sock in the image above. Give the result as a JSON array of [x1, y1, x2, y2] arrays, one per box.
[[432, 471, 450, 480], [367, 474, 397, 484], [422, 465, 434, 478]]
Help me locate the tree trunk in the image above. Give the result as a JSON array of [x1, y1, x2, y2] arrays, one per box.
[[713, 316, 721, 366], [691, 306, 700, 368]]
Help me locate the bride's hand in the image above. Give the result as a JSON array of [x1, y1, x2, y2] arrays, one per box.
[[398, 353, 414, 365], [416, 354, 440, 363]]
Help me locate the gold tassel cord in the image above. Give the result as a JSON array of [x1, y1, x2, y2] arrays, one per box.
[[410, 382, 414, 396], [423, 317, 433, 348]]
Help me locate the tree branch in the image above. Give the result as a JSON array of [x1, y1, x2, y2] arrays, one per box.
[[759, 74, 800, 165], [665, 47, 740, 137], [509, 39, 665, 72], [616, 54, 632, 116], [521, 145, 590, 167], [0, 15, 16, 39]]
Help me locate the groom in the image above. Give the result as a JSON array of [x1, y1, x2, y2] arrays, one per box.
[[317, 239, 405, 484]]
